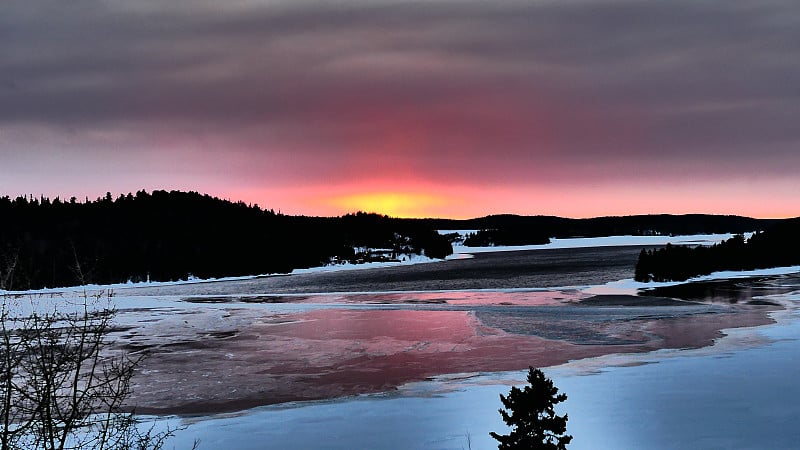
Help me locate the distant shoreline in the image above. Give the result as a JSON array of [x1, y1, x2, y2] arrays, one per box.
[[1, 232, 744, 296]]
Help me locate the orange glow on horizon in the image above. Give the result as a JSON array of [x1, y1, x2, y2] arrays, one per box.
[[230, 175, 800, 220], [327, 192, 451, 218]]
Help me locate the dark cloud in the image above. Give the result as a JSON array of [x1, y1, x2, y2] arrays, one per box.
[[2, 0, 800, 190]]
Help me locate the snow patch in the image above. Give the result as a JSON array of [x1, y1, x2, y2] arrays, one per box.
[[451, 232, 748, 255], [290, 252, 441, 275], [585, 265, 800, 296]]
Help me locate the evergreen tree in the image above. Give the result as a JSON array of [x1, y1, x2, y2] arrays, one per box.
[[634, 248, 651, 282], [490, 367, 572, 450]]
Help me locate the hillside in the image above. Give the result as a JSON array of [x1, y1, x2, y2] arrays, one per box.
[[434, 214, 772, 247], [0, 190, 787, 290], [0, 191, 451, 290]]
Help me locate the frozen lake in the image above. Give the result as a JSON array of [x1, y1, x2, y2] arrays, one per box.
[[159, 293, 800, 449], [5, 238, 799, 449]]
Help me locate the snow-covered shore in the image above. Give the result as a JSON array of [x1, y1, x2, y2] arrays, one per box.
[[586, 264, 800, 296], [448, 232, 749, 256], [0, 232, 747, 295]]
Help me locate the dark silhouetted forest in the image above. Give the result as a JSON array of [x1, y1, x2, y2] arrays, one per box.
[[0, 191, 452, 290], [1, 189, 787, 290], [635, 218, 800, 282], [432, 214, 772, 247]]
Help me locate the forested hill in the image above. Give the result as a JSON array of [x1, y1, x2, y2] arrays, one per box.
[[430, 214, 773, 247], [0, 190, 783, 290], [635, 218, 800, 282], [0, 191, 452, 290]]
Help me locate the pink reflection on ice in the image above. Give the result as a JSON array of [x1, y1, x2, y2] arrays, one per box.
[[126, 292, 773, 415], [290, 290, 586, 306]]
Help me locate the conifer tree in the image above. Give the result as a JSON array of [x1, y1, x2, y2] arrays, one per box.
[[490, 367, 572, 450]]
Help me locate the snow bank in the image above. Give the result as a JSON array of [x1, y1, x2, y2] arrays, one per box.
[[451, 232, 747, 256], [0, 274, 267, 296], [290, 252, 441, 275]]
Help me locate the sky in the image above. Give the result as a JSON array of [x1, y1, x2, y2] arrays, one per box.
[[1, 0, 799, 219]]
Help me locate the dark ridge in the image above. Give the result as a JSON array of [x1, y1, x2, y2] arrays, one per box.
[[427, 214, 772, 247], [0, 190, 452, 290], [427, 214, 771, 241], [0, 189, 788, 290]]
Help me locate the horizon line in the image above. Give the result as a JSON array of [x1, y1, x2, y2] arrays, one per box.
[[2, 189, 797, 222]]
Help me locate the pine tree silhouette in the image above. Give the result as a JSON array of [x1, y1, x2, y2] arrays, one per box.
[[490, 367, 572, 450]]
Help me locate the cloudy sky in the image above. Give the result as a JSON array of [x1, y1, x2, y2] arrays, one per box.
[[2, 0, 799, 218]]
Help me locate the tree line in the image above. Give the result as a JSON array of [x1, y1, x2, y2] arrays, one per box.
[[438, 214, 771, 247], [0, 191, 452, 290], [635, 218, 800, 282]]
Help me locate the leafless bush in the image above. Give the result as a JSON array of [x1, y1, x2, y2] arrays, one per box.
[[0, 292, 189, 450]]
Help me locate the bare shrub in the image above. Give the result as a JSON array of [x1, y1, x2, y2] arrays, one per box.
[[0, 292, 189, 450]]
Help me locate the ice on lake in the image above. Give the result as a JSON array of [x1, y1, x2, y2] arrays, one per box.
[[159, 292, 800, 449]]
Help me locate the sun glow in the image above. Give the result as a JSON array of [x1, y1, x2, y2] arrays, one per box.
[[329, 192, 449, 218]]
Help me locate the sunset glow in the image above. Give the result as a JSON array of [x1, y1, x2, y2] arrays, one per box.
[[327, 192, 450, 218], [2, 1, 799, 219]]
